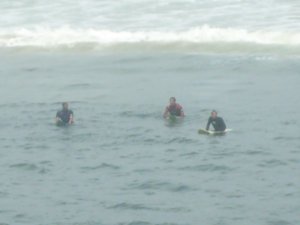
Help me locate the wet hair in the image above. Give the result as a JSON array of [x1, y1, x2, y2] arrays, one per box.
[[211, 110, 218, 114], [170, 97, 176, 101]]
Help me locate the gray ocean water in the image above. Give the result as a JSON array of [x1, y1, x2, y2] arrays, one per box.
[[1, 1, 300, 225]]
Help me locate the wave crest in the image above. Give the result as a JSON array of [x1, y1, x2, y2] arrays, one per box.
[[1, 25, 300, 54]]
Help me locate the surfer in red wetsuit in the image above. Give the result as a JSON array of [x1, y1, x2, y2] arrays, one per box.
[[163, 97, 184, 118]]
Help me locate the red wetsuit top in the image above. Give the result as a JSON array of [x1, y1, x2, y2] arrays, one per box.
[[166, 103, 184, 116]]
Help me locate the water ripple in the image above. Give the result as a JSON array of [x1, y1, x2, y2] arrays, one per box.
[[128, 180, 194, 192], [107, 202, 157, 211], [121, 222, 151, 225], [179, 164, 233, 172], [119, 222, 186, 225], [9, 163, 38, 171], [119, 111, 159, 119], [9, 162, 51, 174], [267, 220, 291, 225], [81, 163, 120, 171], [258, 159, 288, 168], [166, 137, 197, 144], [273, 136, 300, 141]]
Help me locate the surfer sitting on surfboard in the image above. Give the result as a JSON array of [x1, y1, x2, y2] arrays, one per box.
[[55, 102, 74, 125], [163, 97, 184, 118], [206, 110, 226, 131]]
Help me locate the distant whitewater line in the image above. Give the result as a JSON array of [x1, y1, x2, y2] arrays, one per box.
[[1, 25, 300, 54]]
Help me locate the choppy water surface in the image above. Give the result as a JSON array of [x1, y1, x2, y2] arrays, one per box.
[[1, 52, 299, 225], [1, 0, 300, 224]]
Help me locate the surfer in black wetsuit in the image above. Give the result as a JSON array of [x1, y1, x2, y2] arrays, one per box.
[[56, 102, 74, 125], [206, 110, 226, 131]]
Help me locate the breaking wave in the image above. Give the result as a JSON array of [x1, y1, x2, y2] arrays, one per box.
[[1, 25, 300, 54]]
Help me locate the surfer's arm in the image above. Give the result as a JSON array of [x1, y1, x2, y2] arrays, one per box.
[[179, 109, 184, 117], [163, 107, 169, 118], [55, 112, 62, 123], [68, 113, 74, 124], [176, 104, 184, 117], [206, 117, 212, 130], [55, 116, 62, 124]]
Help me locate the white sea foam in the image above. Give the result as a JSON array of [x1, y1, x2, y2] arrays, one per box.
[[1, 25, 299, 54]]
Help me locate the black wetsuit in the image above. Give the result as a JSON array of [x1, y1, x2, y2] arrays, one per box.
[[56, 109, 73, 123], [206, 116, 226, 131]]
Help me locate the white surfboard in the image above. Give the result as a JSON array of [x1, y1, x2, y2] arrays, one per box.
[[198, 128, 232, 135]]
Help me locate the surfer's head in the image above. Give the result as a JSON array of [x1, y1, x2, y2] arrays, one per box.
[[62, 102, 69, 111], [169, 97, 176, 105], [211, 110, 218, 119]]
